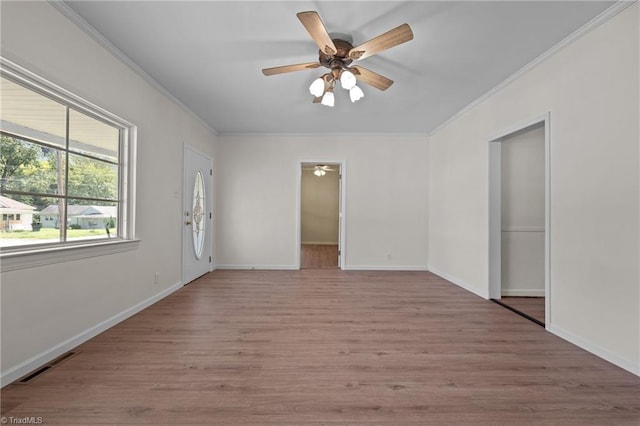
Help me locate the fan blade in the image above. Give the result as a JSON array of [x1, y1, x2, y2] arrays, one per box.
[[297, 11, 337, 56], [348, 23, 413, 61], [262, 62, 321, 76], [351, 66, 394, 91], [312, 96, 322, 103]]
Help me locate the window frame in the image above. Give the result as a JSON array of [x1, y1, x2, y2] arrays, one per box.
[[0, 57, 138, 271]]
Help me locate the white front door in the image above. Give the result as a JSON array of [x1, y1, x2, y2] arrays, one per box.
[[182, 145, 212, 284]]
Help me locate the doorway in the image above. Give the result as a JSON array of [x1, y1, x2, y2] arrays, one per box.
[[182, 145, 213, 284], [299, 161, 345, 269], [489, 115, 550, 327]]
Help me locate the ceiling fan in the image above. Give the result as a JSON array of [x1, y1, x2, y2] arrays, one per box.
[[303, 164, 337, 176], [262, 11, 413, 106]]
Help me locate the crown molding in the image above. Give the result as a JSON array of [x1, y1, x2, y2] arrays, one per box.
[[430, 0, 636, 137], [217, 132, 429, 138], [50, 0, 219, 137]]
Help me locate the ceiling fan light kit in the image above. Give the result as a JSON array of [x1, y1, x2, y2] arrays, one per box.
[[262, 11, 413, 107], [349, 85, 365, 103], [308, 70, 363, 107], [321, 87, 335, 107], [340, 70, 357, 90], [309, 77, 325, 97], [312, 165, 335, 176]]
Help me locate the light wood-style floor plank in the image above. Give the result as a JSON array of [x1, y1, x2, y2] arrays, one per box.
[[300, 244, 338, 269], [1, 270, 638, 424], [500, 296, 546, 324]]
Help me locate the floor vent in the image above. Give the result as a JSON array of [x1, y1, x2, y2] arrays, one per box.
[[48, 351, 77, 366], [16, 351, 78, 384]]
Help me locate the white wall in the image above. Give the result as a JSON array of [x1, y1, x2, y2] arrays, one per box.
[[429, 4, 639, 374], [215, 134, 429, 270], [0, 2, 218, 383], [301, 168, 339, 244], [501, 125, 545, 296]]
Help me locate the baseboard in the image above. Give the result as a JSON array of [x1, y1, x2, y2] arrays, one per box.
[[427, 266, 489, 299], [343, 265, 428, 271], [301, 242, 338, 245], [501, 289, 545, 297], [1, 281, 184, 388], [548, 323, 639, 377], [215, 264, 428, 271], [215, 264, 298, 270]]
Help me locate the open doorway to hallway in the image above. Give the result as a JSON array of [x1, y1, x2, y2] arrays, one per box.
[[498, 123, 545, 325], [300, 163, 341, 269], [489, 115, 549, 327]]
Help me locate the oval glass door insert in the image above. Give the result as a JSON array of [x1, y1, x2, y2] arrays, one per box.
[[192, 171, 205, 259]]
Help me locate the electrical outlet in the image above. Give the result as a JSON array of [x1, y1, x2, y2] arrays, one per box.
[[154, 272, 159, 285]]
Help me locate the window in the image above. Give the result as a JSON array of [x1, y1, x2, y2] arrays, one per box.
[[0, 59, 135, 261]]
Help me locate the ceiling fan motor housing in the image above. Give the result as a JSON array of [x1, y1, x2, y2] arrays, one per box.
[[319, 39, 354, 69]]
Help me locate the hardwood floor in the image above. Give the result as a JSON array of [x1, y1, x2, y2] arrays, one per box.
[[2, 270, 639, 424], [300, 244, 338, 269], [499, 296, 546, 325]]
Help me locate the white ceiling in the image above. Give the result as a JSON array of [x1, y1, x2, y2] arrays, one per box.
[[63, 1, 615, 135]]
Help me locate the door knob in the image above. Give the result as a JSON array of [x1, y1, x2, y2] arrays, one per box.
[[185, 220, 192, 225]]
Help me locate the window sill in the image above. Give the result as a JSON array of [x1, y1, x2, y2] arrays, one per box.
[[0, 239, 140, 273]]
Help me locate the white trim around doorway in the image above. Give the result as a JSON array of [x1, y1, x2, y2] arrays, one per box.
[[487, 112, 551, 328], [296, 160, 346, 270]]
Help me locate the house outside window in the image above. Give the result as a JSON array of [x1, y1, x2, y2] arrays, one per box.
[[0, 59, 135, 258]]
